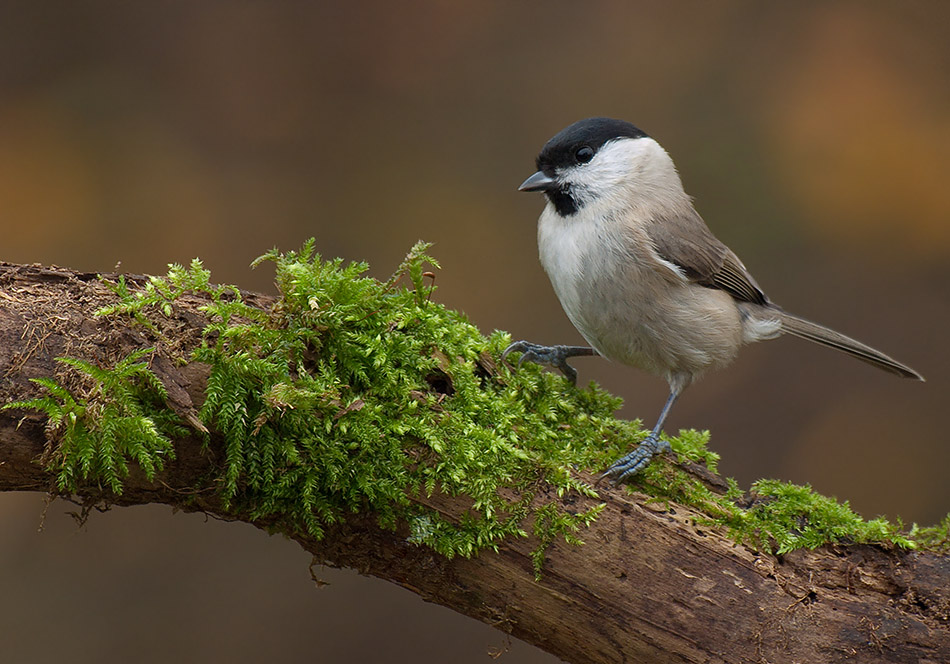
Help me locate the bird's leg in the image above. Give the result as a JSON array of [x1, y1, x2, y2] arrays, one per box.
[[502, 341, 597, 386], [603, 387, 681, 483]]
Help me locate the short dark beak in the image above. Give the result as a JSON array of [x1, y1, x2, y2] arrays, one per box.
[[518, 170, 557, 192]]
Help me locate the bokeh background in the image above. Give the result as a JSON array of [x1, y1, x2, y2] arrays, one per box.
[[1, 2, 948, 662]]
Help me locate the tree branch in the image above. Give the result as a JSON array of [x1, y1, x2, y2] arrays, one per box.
[[0, 261, 947, 664]]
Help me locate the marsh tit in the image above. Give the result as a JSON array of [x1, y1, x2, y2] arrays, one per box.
[[503, 117, 923, 483]]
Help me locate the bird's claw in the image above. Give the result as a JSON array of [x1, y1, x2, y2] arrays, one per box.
[[602, 433, 671, 484], [502, 341, 580, 385]]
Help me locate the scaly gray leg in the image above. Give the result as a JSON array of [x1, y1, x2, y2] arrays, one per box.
[[603, 387, 680, 482], [502, 341, 596, 386]]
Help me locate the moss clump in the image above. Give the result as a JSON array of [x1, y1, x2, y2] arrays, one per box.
[[7, 240, 943, 572], [728, 479, 915, 552], [88, 240, 638, 574], [637, 432, 918, 552], [907, 514, 950, 552], [4, 350, 180, 493]]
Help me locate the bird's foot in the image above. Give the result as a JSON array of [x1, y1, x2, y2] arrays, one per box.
[[502, 341, 593, 385], [602, 433, 671, 484]]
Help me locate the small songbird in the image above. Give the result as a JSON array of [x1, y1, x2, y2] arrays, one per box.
[[504, 117, 923, 482]]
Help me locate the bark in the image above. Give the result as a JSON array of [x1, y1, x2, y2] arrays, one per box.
[[0, 261, 947, 664]]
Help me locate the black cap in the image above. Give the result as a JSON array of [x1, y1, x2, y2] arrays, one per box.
[[536, 117, 648, 172]]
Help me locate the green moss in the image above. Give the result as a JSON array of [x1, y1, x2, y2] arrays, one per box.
[[4, 350, 180, 493], [908, 514, 950, 552], [7, 240, 945, 573], [726, 479, 916, 552]]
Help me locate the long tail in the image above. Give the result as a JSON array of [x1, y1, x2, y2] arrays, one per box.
[[777, 311, 924, 381]]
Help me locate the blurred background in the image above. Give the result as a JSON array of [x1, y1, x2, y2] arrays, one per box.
[[1, 1, 947, 662]]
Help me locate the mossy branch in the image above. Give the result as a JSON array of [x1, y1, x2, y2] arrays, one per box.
[[0, 248, 947, 664]]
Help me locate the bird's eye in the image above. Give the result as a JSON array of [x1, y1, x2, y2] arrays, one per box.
[[575, 146, 594, 163]]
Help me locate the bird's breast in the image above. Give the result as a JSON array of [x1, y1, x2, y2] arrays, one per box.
[[537, 207, 651, 348], [536, 206, 746, 380]]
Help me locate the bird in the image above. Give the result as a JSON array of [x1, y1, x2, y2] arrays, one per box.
[[503, 117, 924, 483]]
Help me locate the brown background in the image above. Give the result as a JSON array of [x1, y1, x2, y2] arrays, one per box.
[[1, 2, 948, 662]]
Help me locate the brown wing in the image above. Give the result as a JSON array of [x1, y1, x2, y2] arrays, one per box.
[[644, 209, 769, 306]]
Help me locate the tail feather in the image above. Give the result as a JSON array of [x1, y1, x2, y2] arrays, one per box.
[[777, 311, 924, 381]]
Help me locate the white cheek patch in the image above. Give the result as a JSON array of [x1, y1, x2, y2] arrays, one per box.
[[562, 141, 636, 192], [556, 137, 674, 212]]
